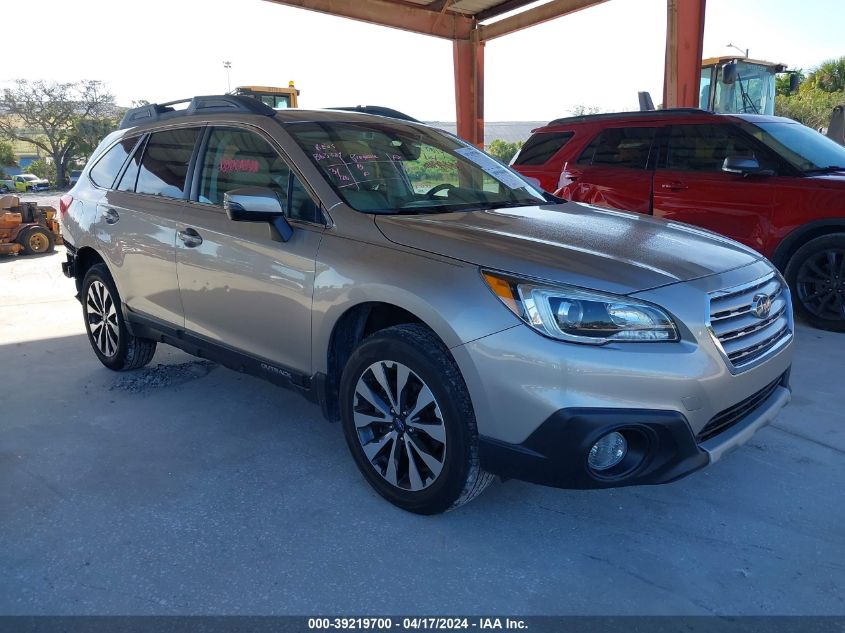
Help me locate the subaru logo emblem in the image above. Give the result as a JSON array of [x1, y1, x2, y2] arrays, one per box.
[[752, 293, 772, 319]]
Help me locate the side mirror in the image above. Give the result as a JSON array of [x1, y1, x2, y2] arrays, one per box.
[[789, 73, 801, 94], [721, 62, 737, 85], [722, 156, 775, 177], [223, 187, 293, 242]]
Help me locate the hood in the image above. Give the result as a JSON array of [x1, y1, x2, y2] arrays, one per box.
[[375, 203, 762, 294]]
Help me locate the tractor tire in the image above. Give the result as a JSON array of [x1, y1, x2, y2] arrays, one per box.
[[18, 226, 55, 255]]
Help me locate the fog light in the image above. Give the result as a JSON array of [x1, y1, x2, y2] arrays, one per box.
[[588, 431, 627, 471]]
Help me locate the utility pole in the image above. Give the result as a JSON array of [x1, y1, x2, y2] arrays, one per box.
[[223, 61, 232, 93]]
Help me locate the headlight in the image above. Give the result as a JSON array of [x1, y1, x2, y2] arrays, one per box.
[[482, 271, 679, 345]]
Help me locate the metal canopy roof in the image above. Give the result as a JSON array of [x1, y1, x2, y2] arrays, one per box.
[[264, 0, 608, 41], [263, 0, 706, 147]]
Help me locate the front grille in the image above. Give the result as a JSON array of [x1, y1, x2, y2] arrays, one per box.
[[708, 273, 792, 370], [697, 373, 785, 442]]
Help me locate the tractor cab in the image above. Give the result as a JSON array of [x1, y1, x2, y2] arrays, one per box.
[[699, 56, 788, 116], [232, 82, 300, 109]]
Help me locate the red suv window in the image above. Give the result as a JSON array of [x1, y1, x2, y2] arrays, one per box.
[[513, 131, 574, 166], [576, 127, 657, 169], [661, 124, 778, 173]]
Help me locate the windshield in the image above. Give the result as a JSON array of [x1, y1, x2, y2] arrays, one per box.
[[740, 120, 845, 172], [713, 61, 776, 115], [285, 120, 547, 213], [22, 175, 38, 181]]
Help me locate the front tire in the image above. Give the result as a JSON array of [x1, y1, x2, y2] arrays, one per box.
[[339, 324, 494, 514], [82, 264, 157, 370], [785, 233, 845, 332]]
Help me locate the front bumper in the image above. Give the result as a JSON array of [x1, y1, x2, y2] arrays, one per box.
[[478, 372, 791, 489], [451, 259, 794, 489]]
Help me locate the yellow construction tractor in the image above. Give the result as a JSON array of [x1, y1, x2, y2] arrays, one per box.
[[0, 195, 62, 256], [638, 56, 795, 116], [698, 56, 795, 116], [232, 82, 300, 109]]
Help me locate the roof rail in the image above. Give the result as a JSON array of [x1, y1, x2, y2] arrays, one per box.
[[328, 105, 420, 122], [546, 108, 706, 126], [119, 95, 276, 129]]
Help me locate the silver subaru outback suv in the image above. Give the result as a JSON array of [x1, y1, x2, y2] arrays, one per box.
[[60, 95, 794, 514]]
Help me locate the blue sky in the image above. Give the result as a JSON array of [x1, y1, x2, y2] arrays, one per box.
[[11, 0, 845, 121]]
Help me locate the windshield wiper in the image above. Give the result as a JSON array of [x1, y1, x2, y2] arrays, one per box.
[[390, 200, 539, 215], [804, 165, 845, 174]]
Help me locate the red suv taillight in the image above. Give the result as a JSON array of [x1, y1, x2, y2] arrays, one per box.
[[59, 194, 73, 217]]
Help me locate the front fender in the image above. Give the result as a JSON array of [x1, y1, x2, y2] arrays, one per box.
[[310, 233, 518, 374]]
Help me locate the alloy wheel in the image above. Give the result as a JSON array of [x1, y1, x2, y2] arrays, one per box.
[[86, 280, 119, 357], [353, 360, 447, 491], [796, 248, 845, 320]]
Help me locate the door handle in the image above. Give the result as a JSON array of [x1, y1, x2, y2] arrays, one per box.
[[660, 181, 688, 191], [178, 228, 203, 248], [102, 207, 120, 224]]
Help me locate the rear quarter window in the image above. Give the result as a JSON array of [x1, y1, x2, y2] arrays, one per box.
[[89, 137, 138, 188], [513, 131, 574, 166], [135, 128, 201, 198]]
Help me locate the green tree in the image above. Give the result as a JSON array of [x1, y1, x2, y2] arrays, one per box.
[[0, 140, 15, 180], [569, 105, 603, 116], [486, 139, 523, 164], [74, 116, 121, 163], [776, 70, 804, 97], [0, 140, 15, 167], [25, 158, 56, 183], [804, 56, 845, 93], [775, 57, 845, 130], [776, 89, 845, 130], [0, 80, 117, 188]]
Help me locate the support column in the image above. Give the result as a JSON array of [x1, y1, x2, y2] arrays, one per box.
[[663, 0, 706, 108], [453, 29, 485, 148]]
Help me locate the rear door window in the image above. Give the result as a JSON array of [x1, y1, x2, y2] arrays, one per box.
[[576, 127, 657, 169], [135, 128, 201, 198], [513, 131, 574, 166], [89, 137, 139, 188]]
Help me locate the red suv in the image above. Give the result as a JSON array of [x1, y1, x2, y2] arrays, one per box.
[[512, 110, 845, 331]]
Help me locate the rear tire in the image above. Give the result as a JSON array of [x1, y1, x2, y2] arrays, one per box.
[[82, 264, 157, 371], [785, 233, 845, 332], [18, 226, 55, 255], [339, 324, 494, 514]]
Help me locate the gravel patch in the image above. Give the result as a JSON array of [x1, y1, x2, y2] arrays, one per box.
[[109, 360, 217, 394]]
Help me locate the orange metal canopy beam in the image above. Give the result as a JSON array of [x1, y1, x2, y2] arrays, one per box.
[[454, 35, 484, 147], [263, 0, 706, 148], [263, 0, 473, 40], [478, 0, 608, 41], [663, 0, 707, 108]]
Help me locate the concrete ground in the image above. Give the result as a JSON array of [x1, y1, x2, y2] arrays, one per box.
[[1, 241, 844, 615]]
